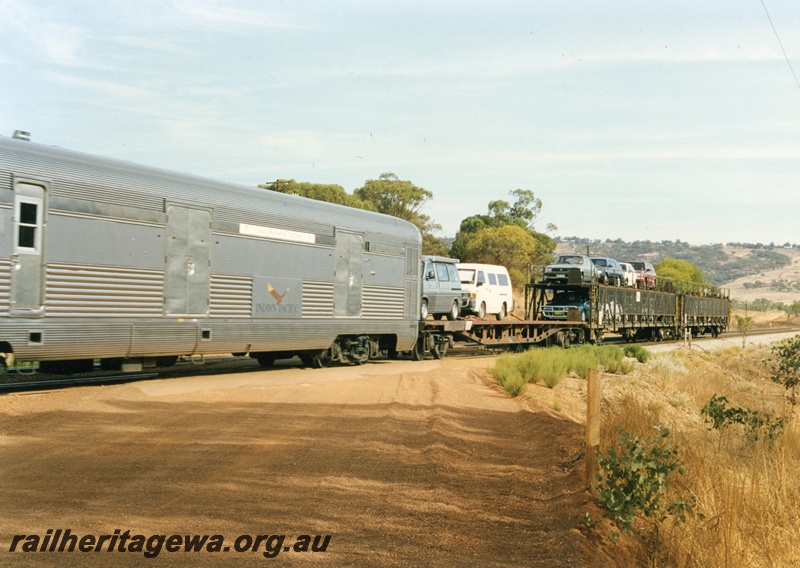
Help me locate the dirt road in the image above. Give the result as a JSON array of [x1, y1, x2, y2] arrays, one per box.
[[0, 356, 617, 567]]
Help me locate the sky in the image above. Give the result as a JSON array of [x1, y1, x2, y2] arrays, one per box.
[[1, 0, 799, 246]]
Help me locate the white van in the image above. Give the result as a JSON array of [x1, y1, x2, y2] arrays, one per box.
[[457, 263, 514, 320]]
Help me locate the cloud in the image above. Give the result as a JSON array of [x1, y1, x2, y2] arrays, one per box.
[[172, 0, 311, 31], [108, 36, 193, 55], [0, 0, 87, 66], [44, 71, 158, 102]]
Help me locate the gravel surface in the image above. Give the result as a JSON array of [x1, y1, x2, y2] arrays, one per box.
[[0, 355, 623, 567]]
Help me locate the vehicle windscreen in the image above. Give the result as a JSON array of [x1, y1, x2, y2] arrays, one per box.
[[590, 258, 607, 267], [447, 264, 459, 282], [630, 262, 645, 270], [556, 256, 583, 264], [458, 269, 475, 284]]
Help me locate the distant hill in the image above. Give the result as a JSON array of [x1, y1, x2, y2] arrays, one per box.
[[554, 238, 800, 302]]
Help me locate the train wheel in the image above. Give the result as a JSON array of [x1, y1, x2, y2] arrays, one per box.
[[477, 302, 486, 319], [496, 303, 507, 321], [310, 349, 332, 369], [446, 301, 459, 321], [431, 338, 447, 359]]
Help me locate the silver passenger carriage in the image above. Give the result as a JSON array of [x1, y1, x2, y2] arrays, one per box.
[[0, 136, 422, 372]]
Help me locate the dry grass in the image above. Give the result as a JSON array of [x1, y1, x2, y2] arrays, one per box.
[[598, 344, 800, 567]]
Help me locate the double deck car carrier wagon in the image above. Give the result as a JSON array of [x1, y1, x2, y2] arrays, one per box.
[[422, 271, 730, 353]]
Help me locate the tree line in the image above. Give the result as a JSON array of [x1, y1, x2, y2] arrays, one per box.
[[557, 238, 792, 285], [261, 174, 555, 288]]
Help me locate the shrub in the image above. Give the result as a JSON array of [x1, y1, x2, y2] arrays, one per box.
[[701, 394, 786, 443], [594, 345, 633, 374], [595, 426, 699, 534], [492, 354, 528, 397], [623, 344, 652, 363], [769, 334, 800, 408]]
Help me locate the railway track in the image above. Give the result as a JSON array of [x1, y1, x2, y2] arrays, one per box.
[[2, 327, 796, 395], [0, 372, 160, 394]]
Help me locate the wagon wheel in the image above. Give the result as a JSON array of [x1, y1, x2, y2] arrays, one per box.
[[431, 339, 447, 359]]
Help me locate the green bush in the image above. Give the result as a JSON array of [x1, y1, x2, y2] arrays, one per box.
[[701, 394, 786, 443], [596, 426, 699, 534], [623, 344, 652, 363], [492, 354, 528, 397]]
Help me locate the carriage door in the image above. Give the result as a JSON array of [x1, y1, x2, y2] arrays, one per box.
[[164, 204, 211, 316], [333, 230, 363, 317], [10, 179, 48, 315]]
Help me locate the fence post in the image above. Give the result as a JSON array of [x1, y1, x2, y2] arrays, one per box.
[[586, 368, 601, 490]]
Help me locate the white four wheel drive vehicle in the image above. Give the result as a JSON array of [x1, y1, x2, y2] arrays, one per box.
[[457, 263, 514, 320]]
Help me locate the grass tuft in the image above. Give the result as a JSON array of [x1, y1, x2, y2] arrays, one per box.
[[492, 344, 634, 395]]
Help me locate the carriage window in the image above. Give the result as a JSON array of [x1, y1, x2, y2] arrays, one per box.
[[16, 199, 41, 251]]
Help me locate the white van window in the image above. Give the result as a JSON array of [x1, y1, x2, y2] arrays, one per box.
[[458, 269, 475, 284], [476, 271, 485, 285], [488, 273, 497, 285], [498, 273, 509, 286], [425, 262, 434, 279], [446, 264, 459, 282], [435, 263, 450, 281]]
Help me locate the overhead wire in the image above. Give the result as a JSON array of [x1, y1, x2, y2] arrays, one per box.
[[759, 0, 800, 89]]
